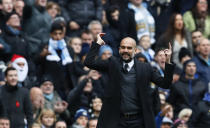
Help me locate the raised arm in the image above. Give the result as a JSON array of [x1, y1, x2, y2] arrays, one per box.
[[84, 33, 109, 71]]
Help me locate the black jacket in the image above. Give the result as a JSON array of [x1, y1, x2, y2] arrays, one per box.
[[84, 42, 175, 128], [189, 100, 210, 127], [0, 85, 33, 128], [167, 76, 206, 116]]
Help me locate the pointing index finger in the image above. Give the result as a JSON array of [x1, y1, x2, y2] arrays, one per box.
[[169, 42, 172, 50]]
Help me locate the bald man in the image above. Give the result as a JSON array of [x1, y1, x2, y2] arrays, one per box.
[[84, 34, 175, 128]]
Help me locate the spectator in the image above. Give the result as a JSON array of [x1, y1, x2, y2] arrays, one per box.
[[1, 12, 29, 62], [98, 45, 113, 60], [88, 117, 98, 128], [192, 38, 210, 85], [55, 120, 67, 128], [0, 117, 10, 128], [157, 13, 193, 68], [30, 87, 45, 121], [0, 0, 14, 29], [0, 67, 33, 128], [37, 109, 56, 128], [191, 30, 203, 54], [68, 37, 82, 61], [159, 91, 167, 106], [89, 96, 102, 118], [46, 1, 61, 20], [138, 35, 155, 62], [71, 108, 89, 128], [88, 20, 103, 42], [39, 75, 70, 122], [183, 0, 210, 38], [128, 0, 155, 43], [65, 0, 103, 36], [14, 0, 25, 17], [160, 117, 173, 128], [167, 59, 206, 117], [22, 0, 52, 43], [80, 30, 94, 46], [177, 108, 192, 123]]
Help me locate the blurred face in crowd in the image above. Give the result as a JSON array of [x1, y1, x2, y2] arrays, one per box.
[[14, 0, 25, 17], [30, 87, 44, 109], [101, 50, 112, 60], [2, 0, 13, 13], [76, 116, 88, 128], [36, 0, 47, 7], [70, 37, 82, 54], [55, 121, 67, 128], [192, 31, 202, 46], [88, 119, 98, 128], [174, 14, 184, 31], [165, 106, 173, 120], [81, 33, 94, 46], [196, 0, 208, 13], [159, 93, 166, 105], [5, 70, 18, 86], [51, 30, 63, 40], [119, 37, 136, 63], [92, 97, 102, 112], [111, 10, 120, 21], [130, 0, 142, 6], [40, 81, 54, 95], [198, 38, 210, 58], [139, 35, 151, 51], [0, 119, 10, 128], [185, 62, 196, 78], [47, 4, 59, 19], [181, 114, 191, 122], [6, 14, 20, 28], [155, 50, 166, 70], [89, 23, 102, 41], [41, 114, 55, 127], [83, 79, 93, 93]]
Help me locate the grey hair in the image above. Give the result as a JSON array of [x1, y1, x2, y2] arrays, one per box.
[[88, 20, 102, 30]]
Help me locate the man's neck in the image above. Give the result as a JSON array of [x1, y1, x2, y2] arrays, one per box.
[[200, 54, 209, 60], [185, 75, 194, 80]]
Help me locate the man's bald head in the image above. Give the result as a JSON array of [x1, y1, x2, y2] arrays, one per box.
[[119, 37, 136, 62], [30, 87, 44, 109]]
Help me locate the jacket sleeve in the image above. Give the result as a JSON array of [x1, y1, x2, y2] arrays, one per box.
[[84, 42, 109, 71], [151, 63, 175, 89], [23, 89, 33, 127]]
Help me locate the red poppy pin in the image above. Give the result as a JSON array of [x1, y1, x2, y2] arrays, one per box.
[[16, 101, 20, 108]]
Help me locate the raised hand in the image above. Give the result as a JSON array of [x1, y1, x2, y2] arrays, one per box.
[[164, 43, 172, 64], [96, 33, 106, 45]]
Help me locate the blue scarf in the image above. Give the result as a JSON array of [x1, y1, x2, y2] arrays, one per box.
[[7, 25, 20, 36], [44, 93, 54, 101]]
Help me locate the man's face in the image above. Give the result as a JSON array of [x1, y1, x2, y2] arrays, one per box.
[[83, 80, 93, 93], [76, 116, 88, 128], [55, 121, 67, 128], [119, 38, 136, 62], [192, 31, 202, 46], [0, 119, 10, 128], [92, 98, 102, 112], [90, 24, 102, 40], [6, 14, 20, 28], [155, 51, 166, 69], [88, 119, 98, 128], [101, 50, 112, 60], [50, 30, 63, 40], [185, 62, 196, 78], [111, 10, 120, 21], [2, 0, 13, 13], [198, 39, 210, 57], [36, 0, 47, 7], [14, 0, 24, 16], [5, 70, 18, 86], [40, 81, 54, 95], [81, 33, 94, 45], [130, 0, 142, 6]]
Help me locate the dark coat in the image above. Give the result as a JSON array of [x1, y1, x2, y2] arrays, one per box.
[[0, 85, 33, 128], [167, 76, 206, 116], [189, 100, 210, 127], [84, 42, 175, 128]]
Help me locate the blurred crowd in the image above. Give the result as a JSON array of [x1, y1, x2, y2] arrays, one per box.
[[0, 0, 210, 128]]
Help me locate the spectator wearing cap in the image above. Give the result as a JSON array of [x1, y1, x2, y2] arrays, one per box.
[[167, 59, 206, 117], [40, 75, 70, 123], [135, 52, 148, 63], [160, 117, 173, 128], [192, 37, 210, 85], [173, 48, 192, 83], [0, 67, 33, 128], [71, 108, 89, 128], [1, 12, 29, 62], [98, 45, 113, 60]]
